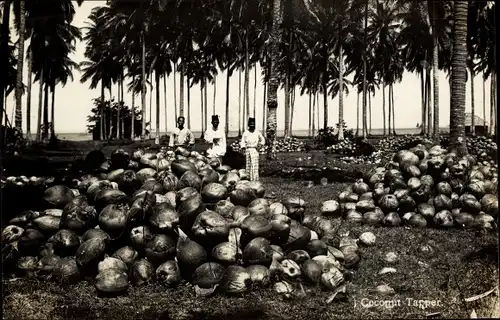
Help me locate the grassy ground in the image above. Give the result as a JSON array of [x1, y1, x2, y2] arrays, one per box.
[[2, 140, 499, 319]]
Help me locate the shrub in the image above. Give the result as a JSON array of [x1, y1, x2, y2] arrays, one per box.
[[314, 121, 354, 148], [0, 126, 26, 154]]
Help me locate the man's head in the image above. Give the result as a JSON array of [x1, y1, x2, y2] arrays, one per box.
[[177, 116, 185, 128], [211, 115, 219, 129], [248, 117, 256, 132]]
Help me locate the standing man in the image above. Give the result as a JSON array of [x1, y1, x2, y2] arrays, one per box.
[[204, 115, 226, 161], [169, 116, 195, 149], [240, 117, 265, 181]]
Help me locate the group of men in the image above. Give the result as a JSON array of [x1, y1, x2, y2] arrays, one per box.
[[168, 115, 266, 181]]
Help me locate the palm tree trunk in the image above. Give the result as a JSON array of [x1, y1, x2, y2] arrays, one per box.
[[262, 78, 267, 134], [266, 0, 283, 157], [245, 30, 250, 126], [338, 39, 345, 140], [431, 7, 440, 139], [316, 91, 320, 134], [494, 73, 497, 135], [174, 62, 178, 121], [238, 69, 242, 136], [117, 77, 121, 139], [482, 73, 486, 128], [253, 65, 257, 117], [0, 86, 4, 138], [149, 74, 153, 134], [290, 86, 296, 135], [164, 74, 167, 135], [449, 0, 468, 156], [14, 0, 26, 131], [362, 0, 368, 140], [201, 83, 205, 136], [50, 86, 55, 139], [204, 79, 208, 131], [388, 87, 391, 135], [368, 91, 372, 135], [26, 47, 32, 141], [312, 90, 317, 136], [284, 30, 291, 137], [263, 59, 269, 135], [284, 74, 290, 136], [426, 68, 432, 136], [470, 65, 475, 135], [0, 1, 11, 136], [155, 70, 160, 144], [141, 33, 146, 139], [243, 72, 247, 130], [225, 69, 230, 137], [131, 78, 135, 140], [356, 90, 360, 136], [100, 80, 105, 140], [187, 77, 191, 128], [36, 79, 44, 141], [43, 82, 49, 141], [120, 71, 124, 139], [323, 53, 329, 130], [308, 93, 312, 136], [382, 82, 386, 136], [420, 71, 426, 135], [490, 73, 496, 136], [212, 76, 216, 115], [391, 84, 396, 135], [109, 86, 113, 139]]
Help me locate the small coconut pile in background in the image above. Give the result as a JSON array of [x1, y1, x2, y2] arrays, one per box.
[[230, 136, 306, 155], [317, 144, 498, 230]]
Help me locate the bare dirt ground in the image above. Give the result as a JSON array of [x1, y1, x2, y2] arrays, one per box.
[[2, 139, 499, 320]]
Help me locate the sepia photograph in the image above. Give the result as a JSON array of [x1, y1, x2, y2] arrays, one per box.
[[1, 0, 498, 319]]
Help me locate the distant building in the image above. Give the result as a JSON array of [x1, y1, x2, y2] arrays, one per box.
[[465, 113, 488, 135]]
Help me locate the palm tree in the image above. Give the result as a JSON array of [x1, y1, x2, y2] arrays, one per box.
[[143, 3, 172, 144], [449, 0, 468, 155], [10, 0, 84, 136], [300, 2, 339, 131], [49, 54, 80, 138], [332, 0, 364, 139], [0, 1, 17, 133], [264, 0, 322, 153], [474, 2, 495, 136], [80, 6, 116, 140], [265, 0, 283, 155], [14, 0, 26, 131], [28, 1, 82, 140], [25, 46, 32, 140], [368, 0, 400, 136], [397, 0, 452, 138], [361, 0, 369, 139]]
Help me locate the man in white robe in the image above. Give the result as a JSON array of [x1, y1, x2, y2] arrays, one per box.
[[204, 115, 226, 161]]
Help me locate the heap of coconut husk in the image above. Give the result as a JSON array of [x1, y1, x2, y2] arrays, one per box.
[[2, 146, 365, 298], [318, 144, 498, 230]]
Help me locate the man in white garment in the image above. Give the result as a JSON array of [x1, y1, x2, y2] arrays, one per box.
[[204, 115, 226, 160], [169, 116, 195, 150], [240, 117, 265, 181]]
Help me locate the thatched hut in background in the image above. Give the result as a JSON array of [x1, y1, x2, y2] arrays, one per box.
[[465, 113, 489, 135]]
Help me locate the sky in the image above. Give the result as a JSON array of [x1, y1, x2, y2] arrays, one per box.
[[3, 1, 495, 135]]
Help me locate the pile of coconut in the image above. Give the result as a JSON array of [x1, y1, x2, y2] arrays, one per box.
[[318, 144, 498, 230], [2, 147, 365, 297]]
